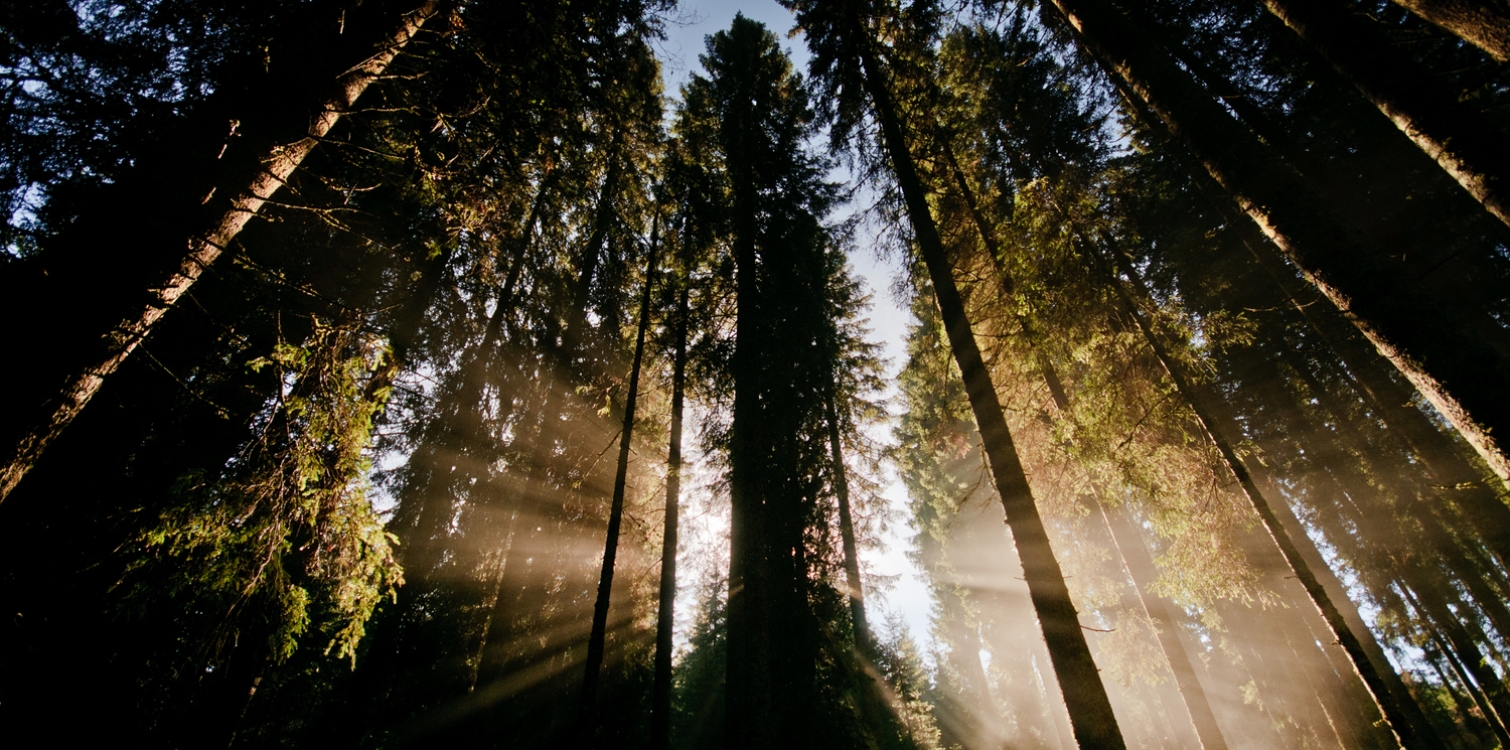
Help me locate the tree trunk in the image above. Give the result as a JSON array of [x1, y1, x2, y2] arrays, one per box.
[[1404, 585, 1510, 740], [1101, 504, 1230, 750], [580, 211, 662, 725], [944, 132, 1226, 749], [0, 0, 443, 503], [825, 393, 869, 647], [1045, 0, 1510, 497], [651, 257, 689, 750], [726, 43, 774, 750], [1393, 0, 1510, 62], [856, 35, 1127, 750], [1092, 236, 1437, 750], [1263, 0, 1510, 230]]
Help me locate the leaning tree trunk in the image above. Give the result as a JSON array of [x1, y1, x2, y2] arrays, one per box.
[[1101, 505, 1230, 750], [855, 37, 1128, 750], [1090, 235, 1439, 750], [580, 211, 662, 722], [650, 251, 689, 750], [0, 0, 443, 503], [942, 135, 1228, 748], [1263, 0, 1510, 230], [1392, 0, 1510, 62], [1044, 0, 1510, 498]]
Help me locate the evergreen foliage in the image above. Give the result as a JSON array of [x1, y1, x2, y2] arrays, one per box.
[[2, 1, 1509, 748]]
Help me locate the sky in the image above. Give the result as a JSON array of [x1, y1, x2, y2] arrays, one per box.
[[655, 1, 937, 655]]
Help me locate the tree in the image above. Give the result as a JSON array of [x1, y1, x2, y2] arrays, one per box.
[[785, 1, 1128, 746], [1042, 0, 1510, 499], [1261, 0, 1510, 230], [1391, 0, 1510, 61], [0, 0, 444, 502]]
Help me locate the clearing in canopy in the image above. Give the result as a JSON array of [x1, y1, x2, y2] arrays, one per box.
[[4, 1, 1510, 748]]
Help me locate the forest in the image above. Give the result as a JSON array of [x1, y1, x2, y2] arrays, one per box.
[[2, 0, 1509, 748]]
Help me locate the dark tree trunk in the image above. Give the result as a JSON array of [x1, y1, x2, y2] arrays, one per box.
[[580, 212, 662, 726], [1404, 586, 1510, 740], [1093, 237, 1439, 750], [563, 137, 626, 365], [1045, 0, 1510, 496], [0, 0, 443, 503], [944, 132, 1224, 749], [650, 266, 689, 750], [1263, 0, 1510, 229], [855, 34, 1127, 750], [825, 393, 868, 647], [1393, 0, 1510, 61], [725, 30, 774, 748]]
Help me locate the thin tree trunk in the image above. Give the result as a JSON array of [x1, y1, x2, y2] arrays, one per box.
[[1045, 0, 1510, 497], [650, 259, 689, 750], [396, 169, 553, 587], [0, 0, 443, 503], [1392, 0, 1510, 62], [1187, 173, 1510, 578], [825, 393, 869, 647], [855, 36, 1127, 750], [1263, 0, 1510, 229], [1405, 586, 1510, 740], [1425, 637, 1508, 747], [1101, 504, 1230, 750], [563, 137, 626, 363], [580, 211, 662, 724], [1092, 236, 1437, 750]]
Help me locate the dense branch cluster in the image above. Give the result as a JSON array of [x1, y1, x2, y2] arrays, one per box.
[[1, 1, 1508, 749]]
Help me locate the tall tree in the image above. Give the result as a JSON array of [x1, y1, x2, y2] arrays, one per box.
[[785, 1, 1127, 746], [1041, 0, 1510, 497], [0, 0, 444, 502], [1261, 0, 1510, 230]]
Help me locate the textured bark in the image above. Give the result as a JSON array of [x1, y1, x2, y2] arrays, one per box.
[[0, 0, 443, 503], [856, 36, 1127, 750], [1393, 0, 1510, 61], [1095, 239, 1434, 750], [650, 271, 688, 750], [580, 213, 661, 722], [1046, 0, 1510, 498], [1264, 0, 1510, 230]]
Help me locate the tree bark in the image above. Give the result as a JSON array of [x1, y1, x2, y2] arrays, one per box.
[[0, 0, 443, 503], [1045, 0, 1510, 497], [580, 211, 661, 725], [856, 35, 1127, 750], [1263, 0, 1510, 230], [1093, 237, 1436, 750], [1393, 0, 1510, 62]]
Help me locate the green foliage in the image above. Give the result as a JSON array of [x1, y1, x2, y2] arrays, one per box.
[[124, 317, 401, 667]]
